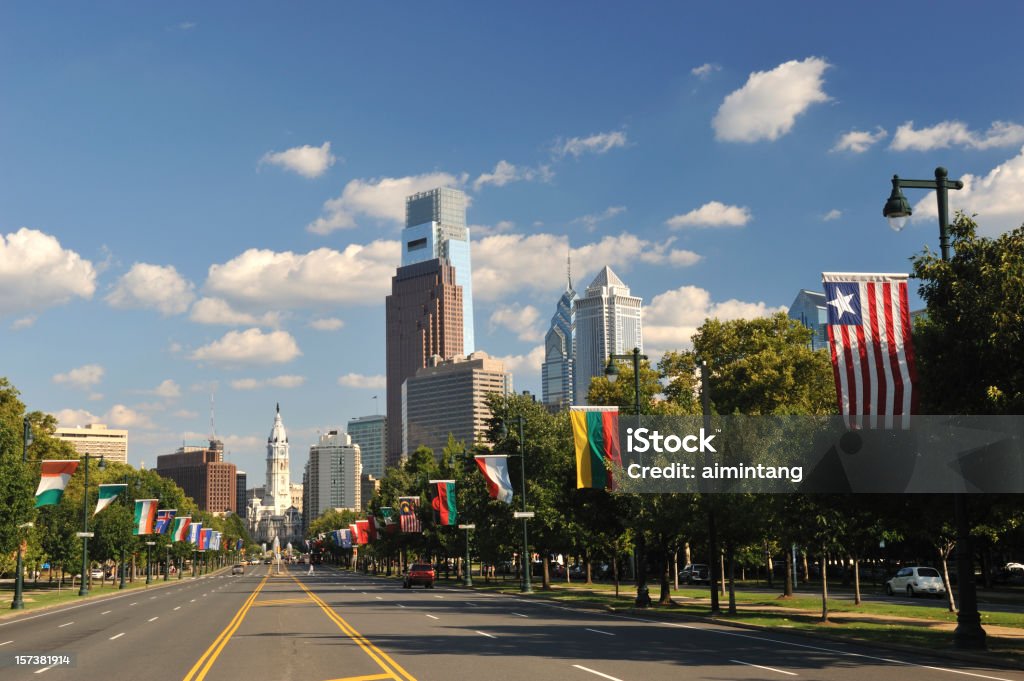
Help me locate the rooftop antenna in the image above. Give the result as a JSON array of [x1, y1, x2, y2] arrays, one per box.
[[567, 241, 573, 291], [209, 386, 217, 440]]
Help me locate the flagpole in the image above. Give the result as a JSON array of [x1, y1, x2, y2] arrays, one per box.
[[78, 453, 106, 597]]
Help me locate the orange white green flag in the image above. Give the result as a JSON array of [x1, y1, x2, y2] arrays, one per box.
[[34, 460, 79, 507], [133, 499, 159, 535], [570, 406, 622, 490]]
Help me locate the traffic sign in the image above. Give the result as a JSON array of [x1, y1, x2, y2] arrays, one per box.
[[458, 524, 476, 530], [513, 512, 535, 519]]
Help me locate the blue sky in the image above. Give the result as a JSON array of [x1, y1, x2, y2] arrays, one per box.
[[4, 2, 1024, 482]]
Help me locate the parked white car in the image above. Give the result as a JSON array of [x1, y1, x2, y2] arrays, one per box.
[[886, 566, 946, 597]]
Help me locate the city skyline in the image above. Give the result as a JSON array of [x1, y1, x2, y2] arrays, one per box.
[[4, 4, 1024, 481]]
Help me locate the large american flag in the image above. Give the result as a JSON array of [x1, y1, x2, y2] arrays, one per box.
[[398, 496, 422, 533], [822, 273, 918, 429]]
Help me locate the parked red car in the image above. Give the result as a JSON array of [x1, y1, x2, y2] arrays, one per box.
[[403, 563, 436, 589]]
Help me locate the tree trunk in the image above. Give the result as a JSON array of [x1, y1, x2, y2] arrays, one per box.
[[940, 546, 958, 613], [802, 552, 810, 583], [783, 547, 794, 597], [542, 554, 551, 590], [684, 541, 691, 565], [853, 555, 862, 606], [673, 549, 679, 591], [727, 545, 737, 615], [659, 548, 672, 605], [719, 552, 726, 596], [613, 555, 619, 598], [585, 554, 592, 585], [821, 546, 829, 623]]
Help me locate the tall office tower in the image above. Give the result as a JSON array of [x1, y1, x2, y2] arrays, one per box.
[[541, 257, 577, 410], [573, 266, 643, 405], [402, 351, 513, 459], [235, 471, 247, 519], [402, 187, 475, 354], [385, 258, 464, 467], [264, 404, 291, 515], [304, 430, 362, 521], [347, 414, 386, 477], [788, 289, 828, 350], [54, 423, 129, 464], [155, 439, 236, 513]]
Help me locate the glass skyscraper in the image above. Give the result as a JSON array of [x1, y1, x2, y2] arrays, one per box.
[[402, 187, 475, 354], [541, 262, 577, 410]]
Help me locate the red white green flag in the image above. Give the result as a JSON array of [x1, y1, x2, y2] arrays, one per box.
[[133, 499, 159, 535], [93, 483, 126, 516], [171, 516, 191, 541], [34, 460, 79, 508]]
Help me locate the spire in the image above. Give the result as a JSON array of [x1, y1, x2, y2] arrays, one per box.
[[276, 402, 280, 414], [566, 243, 573, 291]]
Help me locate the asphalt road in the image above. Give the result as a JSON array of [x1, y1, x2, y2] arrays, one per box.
[[1, 565, 1021, 681]]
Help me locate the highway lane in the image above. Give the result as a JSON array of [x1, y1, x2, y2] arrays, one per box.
[[299, 566, 1024, 681]]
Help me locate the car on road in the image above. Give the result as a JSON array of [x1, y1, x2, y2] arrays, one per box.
[[90, 568, 105, 579], [886, 566, 946, 597], [403, 563, 436, 589], [231, 564, 245, 575], [679, 563, 710, 584]]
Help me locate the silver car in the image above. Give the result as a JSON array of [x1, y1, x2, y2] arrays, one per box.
[[886, 566, 946, 597]]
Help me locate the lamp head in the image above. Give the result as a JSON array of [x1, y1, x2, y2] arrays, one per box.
[[604, 358, 620, 384], [883, 175, 912, 232], [98, 455, 107, 471]]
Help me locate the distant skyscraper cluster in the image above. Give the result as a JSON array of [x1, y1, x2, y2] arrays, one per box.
[[541, 264, 645, 408]]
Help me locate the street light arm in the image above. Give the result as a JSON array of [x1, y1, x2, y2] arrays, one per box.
[[893, 178, 964, 190]]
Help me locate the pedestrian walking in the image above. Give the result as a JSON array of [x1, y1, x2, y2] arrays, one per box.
[[308, 561, 314, 575]]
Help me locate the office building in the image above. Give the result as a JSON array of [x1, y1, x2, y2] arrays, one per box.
[[304, 430, 362, 523], [54, 423, 128, 464], [541, 259, 577, 410], [155, 439, 236, 513], [236, 471, 247, 518], [402, 187, 475, 354], [361, 473, 380, 510], [574, 266, 643, 405], [402, 351, 512, 459], [788, 289, 828, 350], [385, 258, 464, 467], [347, 414, 386, 477]]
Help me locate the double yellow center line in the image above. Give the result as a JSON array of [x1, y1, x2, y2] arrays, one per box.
[[182, 572, 269, 681]]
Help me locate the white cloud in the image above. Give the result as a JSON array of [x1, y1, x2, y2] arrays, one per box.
[[891, 120, 1024, 152], [489, 304, 542, 342], [644, 285, 788, 352], [473, 232, 700, 302], [338, 373, 386, 389], [555, 131, 628, 158], [88, 393, 103, 402], [174, 409, 198, 419], [0, 228, 96, 316], [53, 408, 99, 426], [494, 345, 545, 381], [713, 57, 830, 143], [259, 141, 337, 178], [910, 145, 1024, 236], [572, 206, 626, 230], [180, 431, 262, 452], [469, 220, 516, 237], [472, 161, 552, 191], [52, 364, 104, 389], [189, 297, 281, 327], [106, 263, 195, 316], [12, 316, 35, 330], [176, 22, 196, 30], [53, 405, 156, 429], [309, 317, 344, 331], [307, 172, 466, 234], [151, 379, 181, 398], [204, 241, 400, 308], [691, 63, 721, 79], [832, 127, 888, 153], [822, 209, 843, 221], [230, 375, 305, 390], [189, 328, 301, 365], [666, 201, 751, 228]]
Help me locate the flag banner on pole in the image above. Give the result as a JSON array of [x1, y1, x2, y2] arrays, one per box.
[[355, 520, 370, 545], [398, 496, 422, 533], [93, 483, 126, 515], [188, 521, 202, 545], [330, 530, 341, 546], [822, 273, 918, 429], [237, 538, 243, 551], [379, 507, 399, 534], [34, 460, 79, 508], [199, 528, 212, 550], [429, 479, 458, 525], [570, 406, 622, 490], [366, 516, 378, 542], [210, 532, 221, 551], [155, 509, 177, 534], [340, 528, 352, 549], [348, 524, 359, 545], [133, 499, 159, 535], [172, 516, 191, 541], [475, 455, 514, 504]]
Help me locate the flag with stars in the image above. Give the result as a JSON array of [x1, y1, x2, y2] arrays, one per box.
[[822, 273, 918, 428]]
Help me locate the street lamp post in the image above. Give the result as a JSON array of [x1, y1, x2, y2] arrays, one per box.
[[11, 522, 34, 610], [605, 347, 652, 608], [883, 167, 985, 650], [119, 474, 132, 590], [145, 542, 156, 584], [78, 453, 106, 597], [502, 416, 533, 593], [165, 544, 172, 581], [459, 524, 476, 587]]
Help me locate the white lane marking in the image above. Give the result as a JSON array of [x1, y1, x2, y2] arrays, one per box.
[[110, 633, 125, 640], [148, 617, 158, 622], [512, 612, 528, 618], [572, 664, 623, 681], [361, 592, 367, 595], [375, 596, 383, 600], [101, 610, 111, 615], [174, 606, 181, 611], [190, 599, 196, 603], [149, 596, 156, 600], [34, 663, 58, 674], [465, 602, 477, 606], [476, 630, 496, 639], [129, 602, 137, 606], [585, 628, 615, 636], [426, 614, 439, 620], [731, 660, 797, 676], [0, 641, 13, 646], [396, 604, 406, 608], [433, 595, 443, 599], [57, 622, 73, 628]]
